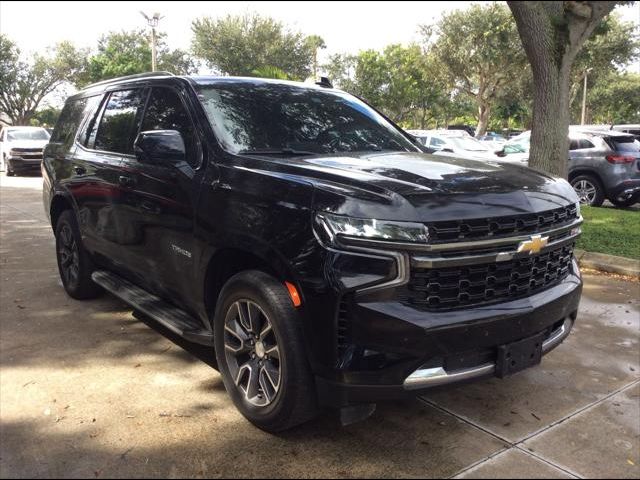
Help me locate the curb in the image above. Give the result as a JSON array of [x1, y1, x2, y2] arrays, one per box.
[[575, 249, 640, 278]]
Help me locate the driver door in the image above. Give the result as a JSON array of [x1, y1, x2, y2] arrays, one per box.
[[118, 86, 204, 305]]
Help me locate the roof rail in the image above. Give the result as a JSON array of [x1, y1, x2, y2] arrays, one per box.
[[82, 71, 175, 90]]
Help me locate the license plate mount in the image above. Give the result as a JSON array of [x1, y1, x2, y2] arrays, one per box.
[[496, 332, 544, 378]]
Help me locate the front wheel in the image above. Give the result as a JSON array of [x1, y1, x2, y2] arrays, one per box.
[[214, 270, 318, 432], [571, 174, 604, 207]]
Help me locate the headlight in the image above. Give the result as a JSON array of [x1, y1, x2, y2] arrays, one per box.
[[316, 212, 430, 244], [575, 201, 581, 218]]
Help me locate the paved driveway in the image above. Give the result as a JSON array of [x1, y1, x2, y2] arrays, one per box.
[[1, 174, 638, 479]]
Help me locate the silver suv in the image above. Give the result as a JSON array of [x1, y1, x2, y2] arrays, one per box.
[[498, 129, 640, 207], [569, 129, 640, 207]]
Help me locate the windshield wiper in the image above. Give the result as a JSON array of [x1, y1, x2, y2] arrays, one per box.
[[238, 148, 317, 157]]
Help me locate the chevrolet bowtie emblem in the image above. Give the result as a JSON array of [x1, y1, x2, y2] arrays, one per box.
[[517, 234, 549, 255]]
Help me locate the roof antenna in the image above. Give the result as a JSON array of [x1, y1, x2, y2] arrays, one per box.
[[315, 76, 333, 88]]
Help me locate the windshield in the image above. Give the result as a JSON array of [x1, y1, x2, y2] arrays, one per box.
[[6, 128, 50, 141], [196, 82, 418, 155], [447, 136, 489, 152]]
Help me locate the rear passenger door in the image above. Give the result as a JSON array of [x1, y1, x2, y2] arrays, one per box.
[[568, 136, 598, 172], [70, 88, 147, 274], [118, 86, 203, 303]]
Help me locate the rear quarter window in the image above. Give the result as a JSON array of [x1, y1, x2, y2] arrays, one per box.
[[612, 138, 640, 153], [51, 96, 101, 148]]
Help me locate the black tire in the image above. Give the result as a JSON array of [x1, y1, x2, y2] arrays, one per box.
[[610, 194, 639, 209], [213, 270, 318, 432], [55, 210, 102, 300], [6, 160, 14, 177], [571, 174, 605, 207]]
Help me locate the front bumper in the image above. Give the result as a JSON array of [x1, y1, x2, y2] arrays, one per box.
[[607, 179, 640, 200], [315, 266, 581, 408], [8, 156, 42, 171]]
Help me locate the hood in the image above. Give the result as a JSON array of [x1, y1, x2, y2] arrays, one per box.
[[7, 139, 49, 149], [245, 151, 578, 222]]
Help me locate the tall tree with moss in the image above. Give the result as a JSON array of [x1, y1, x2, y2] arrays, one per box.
[[428, 3, 528, 137], [569, 13, 640, 121], [507, 1, 626, 177], [0, 35, 87, 125]]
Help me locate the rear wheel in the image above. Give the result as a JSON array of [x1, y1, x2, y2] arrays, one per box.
[[55, 210, 102, 299], [214, 270, 318, 432], [571, 174, 604, 207]]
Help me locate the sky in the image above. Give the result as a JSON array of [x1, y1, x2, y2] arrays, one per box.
[[2, 1, 636, 67]]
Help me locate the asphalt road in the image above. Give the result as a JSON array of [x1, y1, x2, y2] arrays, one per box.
[[1, 173, 639, 479]]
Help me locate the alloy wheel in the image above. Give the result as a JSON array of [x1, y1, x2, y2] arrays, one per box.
[[58, 224, 80, 286], [223, 300, 281, 407], [573, 179, 597, 205]]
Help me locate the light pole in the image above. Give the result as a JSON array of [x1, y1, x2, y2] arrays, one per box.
[[580, 67, 593, 125], [140, 11, 163, 72]]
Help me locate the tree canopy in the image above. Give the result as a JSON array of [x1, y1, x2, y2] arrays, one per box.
[[192, 13, 318, 79], [0, 35, 86, 125], [428, 3, 528, 136], [80, 30, 196, 86]]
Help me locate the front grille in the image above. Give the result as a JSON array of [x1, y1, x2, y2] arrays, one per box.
[[399, 242, 575, 311], [426, 204, 578, 243], [11, 148, 43, 160]]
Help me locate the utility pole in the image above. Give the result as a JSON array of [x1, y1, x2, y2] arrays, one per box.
[[140, 11, 164, 72], [581, 68, 593, 125]]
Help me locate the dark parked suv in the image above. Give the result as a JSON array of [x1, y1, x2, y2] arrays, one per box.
[[44, 73, 583, 432]]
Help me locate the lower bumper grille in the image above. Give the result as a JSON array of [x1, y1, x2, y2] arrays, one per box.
[[399, 242, 575, 311]]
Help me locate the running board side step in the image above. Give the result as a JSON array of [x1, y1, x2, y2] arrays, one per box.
[[91, 270, 214, 346]]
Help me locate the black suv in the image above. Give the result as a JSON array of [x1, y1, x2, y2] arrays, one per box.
[[44, 73, 583, 432]]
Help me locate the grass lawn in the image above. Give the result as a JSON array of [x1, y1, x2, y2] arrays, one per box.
[[577, 205, 640, 260]]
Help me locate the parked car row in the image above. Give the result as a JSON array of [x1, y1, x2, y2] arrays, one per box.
[[495, 128, 640, 207], [406, 126, 639, 208]]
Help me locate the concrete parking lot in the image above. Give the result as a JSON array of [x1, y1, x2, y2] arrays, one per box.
[[1, 174, 638, 479]]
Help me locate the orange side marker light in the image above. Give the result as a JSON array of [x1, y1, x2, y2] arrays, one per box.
[[285, 281, 302, 307]]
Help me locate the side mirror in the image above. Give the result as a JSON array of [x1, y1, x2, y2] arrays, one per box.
[[134, 130, 185, 165]]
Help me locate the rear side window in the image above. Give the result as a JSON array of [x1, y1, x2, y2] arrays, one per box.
[[612, 138, 640, 153], [93, 89, 147, 154], [569, 139, 595, 150], [51, 96, 101, 148], [140, 87, 200, 167]]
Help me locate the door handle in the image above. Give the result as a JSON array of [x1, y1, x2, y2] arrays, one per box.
[[118, 175, 135, 187], [73, 165, 86, 175], [140, 201, 160, 214]]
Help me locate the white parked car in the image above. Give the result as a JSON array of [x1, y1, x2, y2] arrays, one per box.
[[495, 131, 531, 165], [0, 126, 51, 176], [407, 129, 497, 161]]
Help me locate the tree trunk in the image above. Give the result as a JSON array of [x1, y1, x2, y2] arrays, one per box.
[[508, 1, 618, 178], [528, 61, 572, 177], [475, 103, 490, 137]]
